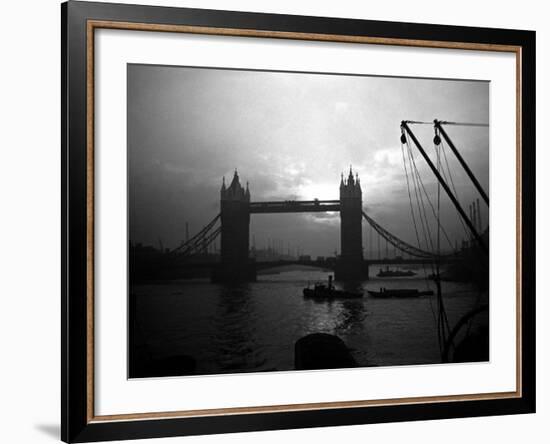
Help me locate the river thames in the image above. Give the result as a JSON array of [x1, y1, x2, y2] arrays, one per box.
[[130, 265, 488, 377]]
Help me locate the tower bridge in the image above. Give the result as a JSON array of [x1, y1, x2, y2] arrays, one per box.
[[169, 168, 455, 283], [148, 121, 488, 284], [214, 168, 365, 282]]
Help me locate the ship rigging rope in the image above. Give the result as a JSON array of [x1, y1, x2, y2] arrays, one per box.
[[438, 121, 489, 127], [435, 138, 453, 353], [438, 136, 471, 242], [437, 135, 487, 339], [400, 131, 440, 343], [436, 138, 442, 257], [400, 140, 424, 257], [403, 120, 489, 127], [404, 132, 455, 253], [401, 131, 443, 348], [400, 121, 491, 361], [362, 137, 457, 260], [405, 134, 436, 259], [402, 128, 455, 354]]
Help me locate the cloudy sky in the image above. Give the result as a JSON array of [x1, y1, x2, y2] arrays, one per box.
[[128, 64, 489, 257]]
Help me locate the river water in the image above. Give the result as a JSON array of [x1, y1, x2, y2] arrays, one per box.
[[130, 265, 488, 377]]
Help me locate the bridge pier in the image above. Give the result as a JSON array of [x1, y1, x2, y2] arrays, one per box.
[[211, 262, 256, 283], [335, 259, 369, 281]]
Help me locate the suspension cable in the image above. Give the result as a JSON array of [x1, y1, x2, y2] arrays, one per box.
[[169, 213, 221, 254], [362, 211, 442, 259]]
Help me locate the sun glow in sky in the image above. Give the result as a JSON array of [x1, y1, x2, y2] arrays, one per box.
[[297, 181, 339, 201]]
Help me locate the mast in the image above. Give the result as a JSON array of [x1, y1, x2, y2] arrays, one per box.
[[434, 120, 489, 205], [401, 121, 487, 254]]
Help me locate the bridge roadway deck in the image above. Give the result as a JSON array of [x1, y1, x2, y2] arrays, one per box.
[[249, 200, 341, 214]]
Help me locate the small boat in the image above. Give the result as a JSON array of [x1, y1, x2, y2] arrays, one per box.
[[377, 266, 416, 278], [303, 275, 363, 299], [367, 288, 434, 298]]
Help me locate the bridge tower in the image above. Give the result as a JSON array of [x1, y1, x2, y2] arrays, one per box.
[[337, 168, 365, 281], [214, 170, 256, 282]]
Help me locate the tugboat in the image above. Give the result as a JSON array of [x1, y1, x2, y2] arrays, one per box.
[[367, 287, 434, 298], [303, 275, 363, 299], [377, 266, 416, 277]]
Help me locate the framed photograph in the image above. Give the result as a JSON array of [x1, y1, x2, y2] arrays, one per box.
[[61, 1, 536, 442]]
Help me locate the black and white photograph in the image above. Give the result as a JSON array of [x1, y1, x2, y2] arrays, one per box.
[[128, 65, 490, 378], [1, 0, 543, 442]]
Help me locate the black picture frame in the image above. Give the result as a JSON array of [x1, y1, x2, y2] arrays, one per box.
[[62, 1, 536, 442]]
